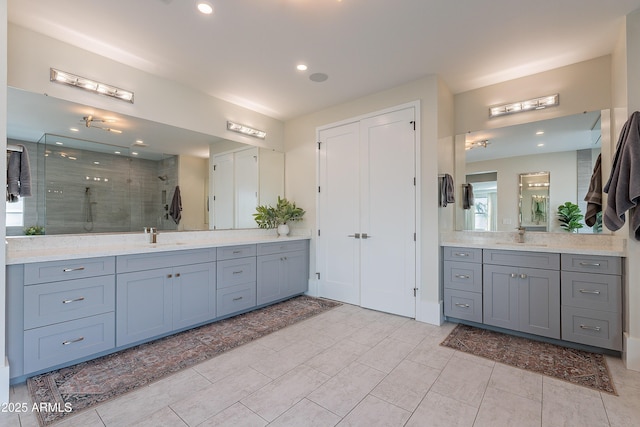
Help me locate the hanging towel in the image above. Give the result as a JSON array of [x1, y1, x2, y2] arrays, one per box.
[[463, 183, 474, 210], [169, 185, 182, 224], [7, 145, 31, 199], [584, 153, 602, 227], [603, 111, 640, 239], [440, 174, 455, 207]]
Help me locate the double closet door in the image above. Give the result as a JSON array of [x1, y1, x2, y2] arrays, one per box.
[[317, 106, 417, 318]]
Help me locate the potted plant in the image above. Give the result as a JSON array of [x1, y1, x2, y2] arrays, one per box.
[[24, 225, 45, 235], [253, 196, 305, 236], [557, 202, 584, 233]]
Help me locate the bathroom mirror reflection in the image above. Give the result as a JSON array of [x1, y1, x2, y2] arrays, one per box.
[[459, 110, 605, 234], [6, 87, 284, 235], [519, 172, 550, 231]]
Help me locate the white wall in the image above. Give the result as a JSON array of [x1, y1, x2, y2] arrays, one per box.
[[0, 0, 9, 405], [284, 75, 454, 325], [466, 151, 577, 232], [178, 155, 209, 231]]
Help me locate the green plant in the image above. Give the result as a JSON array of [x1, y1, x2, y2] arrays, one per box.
[[24, 225, 45, 235], [253, 196, 305, 229], [557, 202, 583, 233]]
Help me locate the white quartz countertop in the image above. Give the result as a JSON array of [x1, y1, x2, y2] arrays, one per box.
[[440, 231, 626, 257], [6, 229, 311, 265]]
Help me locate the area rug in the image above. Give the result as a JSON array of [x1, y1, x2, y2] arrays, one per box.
[[27, 295, 341, 426], [441, 324, 616, 395]]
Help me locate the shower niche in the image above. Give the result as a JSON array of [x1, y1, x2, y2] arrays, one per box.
[[9, 134, 181, 235]]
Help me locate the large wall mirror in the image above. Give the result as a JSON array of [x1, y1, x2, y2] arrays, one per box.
[[457, 110, 606, 234], [6, 87, 284, 236]]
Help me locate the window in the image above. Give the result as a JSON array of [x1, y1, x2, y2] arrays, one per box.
[[6, 197, 25, 227]]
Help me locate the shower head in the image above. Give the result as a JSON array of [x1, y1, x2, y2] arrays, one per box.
[[158, 175, 168, 181]]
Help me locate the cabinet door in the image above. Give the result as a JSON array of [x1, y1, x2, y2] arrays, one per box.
[[283, 250, 309, 297], [257, 253, 283, 306], [483, 264, 519, 330], [518, 268, 560, 339], [116, 268, 173, 347], [173, 262, 217, 330]]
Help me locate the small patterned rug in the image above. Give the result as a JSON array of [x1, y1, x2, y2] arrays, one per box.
[[27, 296, 341, 426], [441, 324, 616, 395]]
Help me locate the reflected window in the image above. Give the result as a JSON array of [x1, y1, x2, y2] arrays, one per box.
[[465, 172, 497, 231], [6, 198, 24, 227]]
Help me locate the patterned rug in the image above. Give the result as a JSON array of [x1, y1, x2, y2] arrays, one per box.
[[441, 324, 616, 395], [27, 296, 340, 426]]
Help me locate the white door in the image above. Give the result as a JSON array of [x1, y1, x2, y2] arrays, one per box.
[[235, 148, 259, 229], [317, 122, 361, 305], [212, 153, 234, 229], [318, 107, 416, 317], [359, 109, 416, 317]]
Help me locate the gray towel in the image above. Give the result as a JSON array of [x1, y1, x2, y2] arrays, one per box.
[[440, 174, 455, 207], [169, 186, 182, 224], [7, 145, 31, 198], [463, 183, 474, 210], [603, 111, 640, 239], [584, 153, 602, 227]]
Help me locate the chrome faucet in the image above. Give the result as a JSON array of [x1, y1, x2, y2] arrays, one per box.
[[144, 227, 158, 243], [517, 226, 526, 243]]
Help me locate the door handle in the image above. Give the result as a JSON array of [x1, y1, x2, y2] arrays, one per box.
[[361, 233, 371, 239], [348, 233, 361, 239]]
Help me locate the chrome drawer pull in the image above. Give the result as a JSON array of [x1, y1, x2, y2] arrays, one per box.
[[62, 297, 85, 304], [232, 270, 244, 275], [454, 274, 470, 279], [63, 267, 85, 272], [579, 325, 601, 332], [520, 274, 527, 279], [454, 303, 470, 308], [579, 289, 601, 295], [453, 252, 469, 257], [579, 262, 601, 267], [62, 337, 85, 345], [232, 250, 242, 254], [510, 273, 518, 278], [233, 296, 243, 301]]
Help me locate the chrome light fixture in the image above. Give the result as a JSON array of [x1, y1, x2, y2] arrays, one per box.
[[227, 121, 266, 139], [489, 94, 558, 118], [50, 68, 134, 103], [465, 139, 490, 150]]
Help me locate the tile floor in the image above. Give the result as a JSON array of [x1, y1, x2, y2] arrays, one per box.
[[3, 303, 640, 426]]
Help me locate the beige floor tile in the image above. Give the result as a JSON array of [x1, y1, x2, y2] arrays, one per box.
[[250, 339, 326, 379], [371, 359, 440, 411], [197, 403, 267, 427], [406, 334, 455, 371], [193, 342, 276, 383], [347, 321, 398, 348], [602, 381, 640, 427], [305, 339, 371, 376], [429, 352, 493, 408], [269, 398, 341, 427], [542, 376, 609, 427], [97, 368, 211, 426], [241, 365, 330, 422], [357, 337, 416, 373], [406, 391, 477, 427], [0, 412, 21, 427], [605, 356, 640, 393], [170, 367, 271, 426], [336, 395, 411, 427], [488, 362, 543, 402], [389, 319, 439, 346], [132, 406, 186, 427], [307, 361, 386, 417], [474, 386, 541, 427]]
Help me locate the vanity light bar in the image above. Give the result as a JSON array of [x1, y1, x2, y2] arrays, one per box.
[[489, 94, 559, 118], [226, 121, 267, 139], [50, 68, 134, 103]]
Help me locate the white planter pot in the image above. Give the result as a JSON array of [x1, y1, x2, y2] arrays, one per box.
[[277, 224, 290, 236]]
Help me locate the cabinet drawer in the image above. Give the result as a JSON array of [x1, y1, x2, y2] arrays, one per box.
[[561, 271, 621, 312], [483, 249, 559, 270], [217, 258, 257, 289], [443, 261, 482, 292], [561, 306, 621, 351], [24, 257, 115, 285], [443, 289, 482, 323], [217, 283, 257, 317], [257, 240, 308, 256], [217, 244, 257, 261], [117, 248, 216, 273], [24, 312, 115, 374], [561, 254, 622, 275], [443, 247, 482, 263], [24, 275, 115, 330]]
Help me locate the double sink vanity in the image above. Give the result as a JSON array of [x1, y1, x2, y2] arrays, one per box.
[[5, 229, 310, 384], [441, 231, 626, 353]]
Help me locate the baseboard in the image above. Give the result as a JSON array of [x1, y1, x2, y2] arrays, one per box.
[[416, 299, 443, 326], [0, 358, 10, 404], [624, 332, 640, 372]]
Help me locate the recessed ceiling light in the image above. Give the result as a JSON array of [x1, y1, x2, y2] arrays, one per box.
[[93, 161, 100, 165], [536, 131, 544, 135], [55, 141, 63, 145], [70, 128, 79, 132], [537, 143, 545, 147], [296, 64, 308, 71], [131, 151, 139, 156], [197, 1, 214, 15], [114, 151, 121, 154]]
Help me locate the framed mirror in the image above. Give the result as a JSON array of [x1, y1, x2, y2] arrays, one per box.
[[519, 172, 550, 231]]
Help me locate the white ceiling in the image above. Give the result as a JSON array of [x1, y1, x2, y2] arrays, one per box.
[[8, 0, 640, 121]]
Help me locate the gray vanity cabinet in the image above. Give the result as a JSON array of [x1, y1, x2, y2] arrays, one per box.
[[257, 240, 309, 305], [442, 247, 483, 322], [216, 245, 257, 317], [483, 250, 560, 339], [116, 249, 216, 347]]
